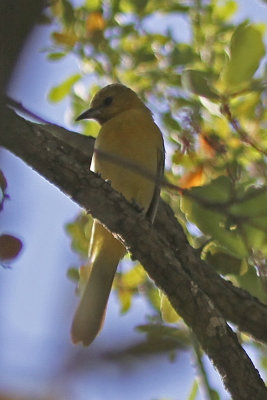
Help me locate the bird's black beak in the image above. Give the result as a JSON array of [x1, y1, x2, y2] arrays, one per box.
[[75, 107, 100, 121]]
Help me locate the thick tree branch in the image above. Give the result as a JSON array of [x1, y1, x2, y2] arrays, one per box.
[[1, 106, 267, 399], [157, 202, 267, 345], [2, 106, 267, 343]]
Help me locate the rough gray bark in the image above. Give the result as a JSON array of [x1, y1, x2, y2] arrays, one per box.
[[1, 106, 267, 399]]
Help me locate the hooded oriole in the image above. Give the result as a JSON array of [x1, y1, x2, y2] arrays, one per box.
[[71, 83, 165, 345]]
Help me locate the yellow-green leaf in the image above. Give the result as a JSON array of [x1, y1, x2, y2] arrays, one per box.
[[242, 224, 267, 255], [47, 52, 66, 61], [188, 380, 198, 400], [119, 264, 147, 288], [222, 23, 265, 87], [181, 177, 249, 258], [236, 265, 267, 303], [65, 213, 90, 258], [117, 289, 132, 314], [182, 69, 220, 100], [67, 267, 80, 282], [160, 293, 180, 323], [48, 74, 81, 102], [215, 0, 238, 20], [230, 190, 267, 218], [181, 195, 248, 258], [186, 176, 232, 205], [85, 0, 102, 11], [204, 243, 246, 275]]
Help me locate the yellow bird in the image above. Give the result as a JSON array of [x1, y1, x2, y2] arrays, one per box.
[[72, 83, 165, 346]]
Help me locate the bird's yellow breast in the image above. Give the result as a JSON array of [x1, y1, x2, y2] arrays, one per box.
[[92, 109, 163, 210]]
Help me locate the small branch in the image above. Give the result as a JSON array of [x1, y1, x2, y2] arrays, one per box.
[[5, 96, 53, 124], [191, 334, 215, 400], [221, 103, 267, 156]]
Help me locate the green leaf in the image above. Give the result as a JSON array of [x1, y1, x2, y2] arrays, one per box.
[[119, 0, 140, 12], [188, 380, 198, 400], [65, 213, 91, 258], [236, 265, 267, 303], [80, 120, 99, 137], [243, 224, 267, 255], [186, 176, 232, 205], [246, 216, 267, 231], [135, 49, 156, 64], [171, 44, 198, 66], [182, 70, 220, 100], [199, 97, 221, 116], [181, 195, 248, 257], [210, 390, 220, 400], [134, 324, 190, 353], [119, 264, 147, 288], [47, 52, 66, 61], [106, 324, 190, 360], [85, 0, 102, 11], [48, 74, 81, 102], [134, 0, 149, 13], [147, 287, 161, 311], [185, 184, 267, 258], [232, 188, 267, 251], [222, 23, 265, 87], [160, 293, 180, 323], [232, 92, 261, 118], [230, 189, 267, 218], [261, 355, 267, 370], [215, 0, 238, 20], [204, 243, 245, 275], [117, 289, 132, 313], [61, 0, 75, 26], [181, 177, 249, 258], [67, 267, 80, 282], [114, 264, 147, 314], [162, 112, 181, 131]]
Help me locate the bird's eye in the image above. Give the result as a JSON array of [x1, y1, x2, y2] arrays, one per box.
[[103, 96, 113, 106]]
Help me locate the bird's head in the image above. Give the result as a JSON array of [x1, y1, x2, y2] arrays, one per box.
[[76, 83, 151, 125]]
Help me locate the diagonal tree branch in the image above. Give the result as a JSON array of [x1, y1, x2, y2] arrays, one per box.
[[156, 201, 267, 345], [2, 105, 267, 343], [1, 106, 267, 399]]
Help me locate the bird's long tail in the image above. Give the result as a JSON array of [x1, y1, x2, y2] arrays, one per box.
[[71, 223, 125, 346]]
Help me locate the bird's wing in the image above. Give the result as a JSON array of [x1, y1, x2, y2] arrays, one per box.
[[146, 145, 165, 223]]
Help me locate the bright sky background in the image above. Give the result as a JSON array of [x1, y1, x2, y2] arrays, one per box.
[[0, 1, 266, 399]]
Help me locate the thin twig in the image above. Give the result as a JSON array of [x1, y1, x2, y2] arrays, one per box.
[[221, 103, 267, 156], [5, 96, 56, 125], [191, 334, 216, 400]]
